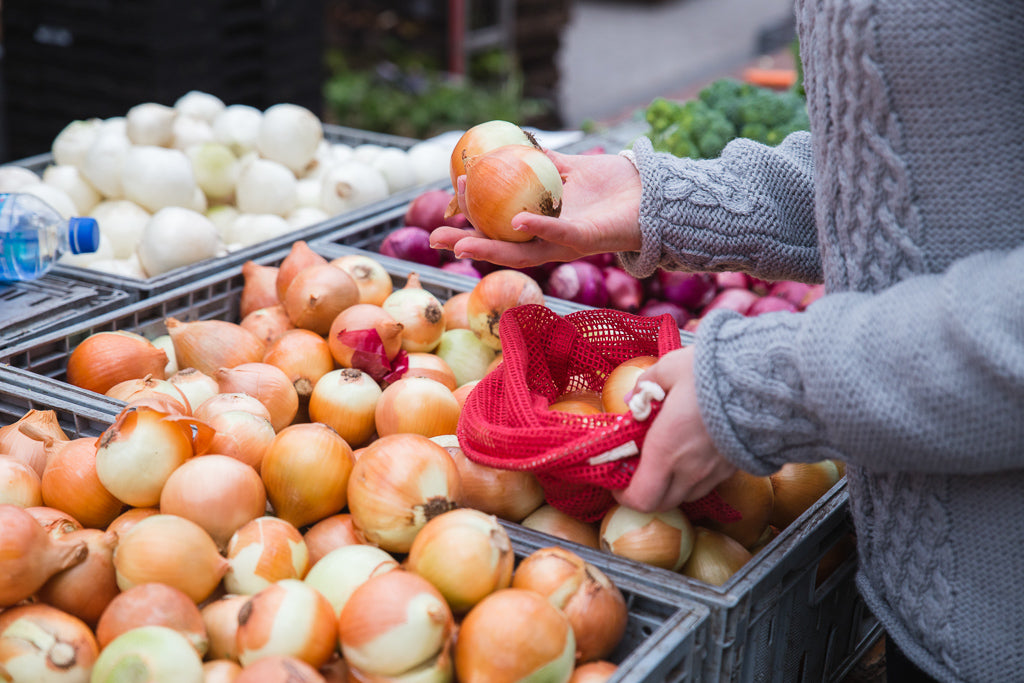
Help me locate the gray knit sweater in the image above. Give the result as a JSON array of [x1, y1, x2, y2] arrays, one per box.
[[620, 2, 1024, 681]]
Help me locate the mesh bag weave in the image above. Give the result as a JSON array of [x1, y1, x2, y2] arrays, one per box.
[[457, 304, 739, 523]]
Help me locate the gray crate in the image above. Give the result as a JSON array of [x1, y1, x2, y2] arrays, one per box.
[[0, 274, 134, 350], [505, 482, 881, 683], [0, 364, 122, 437]]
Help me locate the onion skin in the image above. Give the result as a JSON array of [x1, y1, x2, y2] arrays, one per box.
[[308, 368, 381, 448], [545, 261, 609, 308], [37, 528, 120, 628], [449, 120, 538, 189], [702, 469, 775, 549], [601, 356, 658, 414], [276, 240, 329, 302], [106, 506, 160, 537], [467, 269, 545, 350], [442, 291, 472, 330], [224, 516, 309, 595], [201, 594, 250, 662], [95, 582, 209, 655], [304, 544, 399, 619], [570, 661, 618, 683], [0, 504, 88, 607], [0, 456, 42, 508], [374, 376, 461, 439], [241, 305, 295, 346], [327, 304, 405, 369], [215, 362, 300, 432], [379, 226, 441, 268], [603, 266, 644, 313], [599, 505, 695, 571], [241, 261, 282, 318], [655, 271, 716, 312], [638, 300, 692, 328], [769, 460, 842, 529], [263, 328, 336, 401], [283, 263, 360, 337], [24, 505, 82, 539], [331, 254, 394, 307], [522, 505, 601, 550], [166, 317, 266, 377], [454, 588, 576, 683], [302, 514, 365, 569], [0, 603, 100, 681], [236, 579, 339, 669], [205, 410, 276, 472], [90, 624, 205, 683], [0, 409, 68, 478], [234, 656, 327, 683], [66, 331, 168, 394], [680, 527, 753, 586]]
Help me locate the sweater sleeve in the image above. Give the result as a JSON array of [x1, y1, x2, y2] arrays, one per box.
[[619, 133, 822, 282], [695, 243, 1024, 476]]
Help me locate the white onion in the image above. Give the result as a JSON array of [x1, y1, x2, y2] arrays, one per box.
[[81, 127, 131, 199], [87, 256, 148, 278], [41, 164, 101, 214], [174, 91, 225, 124], [19, 183, 78, 220], [171, 115, 216, 150], [206, 205, 241, 239], [294, 177, 323, 208], [320, 161, 388, 216], [152, 334, 179, 376], [60, 232, 115, 268], [186, 142, 239, 203], [212, 105, 263, 157], [88, 199, 151, 259], [407, 140, 451, 185], [257, 103, 323, 175], [91, 625, 204, 683], [352, 144, 384, 164], [224, 213, 292, 247], [52, 118, 103, 168], [370, 148, 417, 194], [137, 206, 223, 276], [0, 165, 42, 192], [235, 158, 297, 216], [121, 146, 199, 213], [126, 102, 177, 147], [286, 207, 329, 229]]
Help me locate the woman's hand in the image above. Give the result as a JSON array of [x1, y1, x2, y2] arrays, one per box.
[[429, 150, 644, 268], [614, 346, 737, 512]]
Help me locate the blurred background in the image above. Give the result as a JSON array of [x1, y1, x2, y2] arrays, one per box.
[[0, 0, 796, 163]]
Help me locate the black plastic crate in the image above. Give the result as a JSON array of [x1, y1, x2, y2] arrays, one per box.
[[0, 364, 122, 438]]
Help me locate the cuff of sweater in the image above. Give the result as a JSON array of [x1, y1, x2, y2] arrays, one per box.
[[694, 308, 829, 476], [617, 137, 665, 279]]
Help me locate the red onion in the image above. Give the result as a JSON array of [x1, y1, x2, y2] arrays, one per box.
[[657, 271, 716, 312], [702, 288, 760, 315], [545, 261, 609, 308], [639, 300, 692, 327], [379, 226, 441, 268], [748, 277, 772, 295], [715, 271, 750, 290], [441, 260, 483, 279], [799, 284, 826, 309], [746, 295, 799, 316], [404, 190, 454, 232], [602, 266, 644, 313], [768, 281, 815, 307], [579, 253, 616, 269]]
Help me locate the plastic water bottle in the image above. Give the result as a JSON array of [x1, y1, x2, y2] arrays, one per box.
[[0, 192, 99, 281]]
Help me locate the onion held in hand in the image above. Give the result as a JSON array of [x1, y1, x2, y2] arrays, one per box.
[[462, 144, 563, 243]]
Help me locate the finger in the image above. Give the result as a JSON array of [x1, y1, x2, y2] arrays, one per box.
[[453, 236, 575, 269], [429, 225, 485, 251], [511, 212, 587, 246], [543, 149, 576, 174], [614, 464, 674, 513]]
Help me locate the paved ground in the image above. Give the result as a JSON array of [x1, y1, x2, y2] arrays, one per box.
[[555, 0, 796, 128]]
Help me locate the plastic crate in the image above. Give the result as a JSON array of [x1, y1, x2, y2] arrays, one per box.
[[0, 363, 122, 438], [0, 274, 134, 350], [504, 482, 881, 683]]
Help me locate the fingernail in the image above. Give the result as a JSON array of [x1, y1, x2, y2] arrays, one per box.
[[512, 223, 524, 231]]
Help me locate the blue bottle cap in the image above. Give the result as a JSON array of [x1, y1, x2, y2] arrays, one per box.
[[68, 217, 100, 254]]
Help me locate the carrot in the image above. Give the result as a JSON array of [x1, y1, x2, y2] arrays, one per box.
[[742, 67, 798, 90]]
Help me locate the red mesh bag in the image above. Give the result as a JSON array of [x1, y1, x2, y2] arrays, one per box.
[[457, 304, 740, 523]]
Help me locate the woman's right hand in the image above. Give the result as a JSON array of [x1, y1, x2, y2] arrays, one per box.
[[429, 150, 644, 269]]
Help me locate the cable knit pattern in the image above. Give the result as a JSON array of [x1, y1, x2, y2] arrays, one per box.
[[623, 1, 1024, 680]]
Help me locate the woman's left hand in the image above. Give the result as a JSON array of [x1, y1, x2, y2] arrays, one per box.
[[614, 346, 737, 512]]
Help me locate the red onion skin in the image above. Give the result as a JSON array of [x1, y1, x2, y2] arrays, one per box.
[[579, 252, 616, 269], [639, 300, 692, 328], [768, 281, 815, 307], [701, 288, 760, 316], [545, 261, 609, 307], [715, 271, 750, 290], [603, 266, 644, 313], [657, 271, 716, 312], [441, 260, 483, 279], [800, 284, 826, 309], [379, 226, 442, 267], [748, 277, 772, 296], [747, 295, 799, 316], [404, 189, 454, 232]]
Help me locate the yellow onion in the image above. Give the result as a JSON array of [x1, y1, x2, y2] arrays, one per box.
[[431, 435, 544, 522], [600, 356, 658, 414], [327, 303, 404, 369], [0, 409, 68, 478], [205, 409, 276, 472], [194, 391, 274, 428], [234, 655, 327, 683], [303, 513, 365, 569], [401, 352, 458, 391], [467, 269, 545, 349], [240, 260, 281, 318], [406, 508, 514, 614], [374, 377, 460, 439], [549, 391, 604, 415], [261, 423, 355, 528], [0, 603, 99, 682], [236, 579, 338, 669], [308, 369, 381, 448], [275, 240, 328, 302], [332, 253, 394, 306], [40, 438, 124, 529], [204, 660, 243, 683], [338, 570, 454, 678], [168, 367, 220, 415], [347, 433, 462, 553], [201, 594, 250, 661], [433, 328, 497, 389], [240, 304, 295, 346], [90, 625, 204, 683], [454, 588, 575, 683], [215, 362, 300, 432], [599, 504, 695, 571], [105, 506, 159, 537], [113, 513, 229, 603], [0, 455, 42, 507], [511, 546, 628, 663], [680, 527, 753, 586], [448, 120, 538, 192], [24, 505, 82, 538], [166, 317, 266, 377], [95, 406, 213, 507], [570, 661, 618, 683], [66, 330, 167, 394], [769, 460, 843, 529], [160, 454, 267, 549], [38, 528, 119, 628], [452, 380, 480, 410], [95, 582, 209, 655], [441, 292, 471, 331], [224, 516, 309, 595], [303, 544, 399, 618], [105, 375, 192, 414], [462, 144, 563, 243], [263, 328, 335, 401], [522, 505, 601, 550], [703, 469, 775, 549], [283, 263, 360, 337], [382, 273, 446, 353], [0, 504, 87, 607]]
